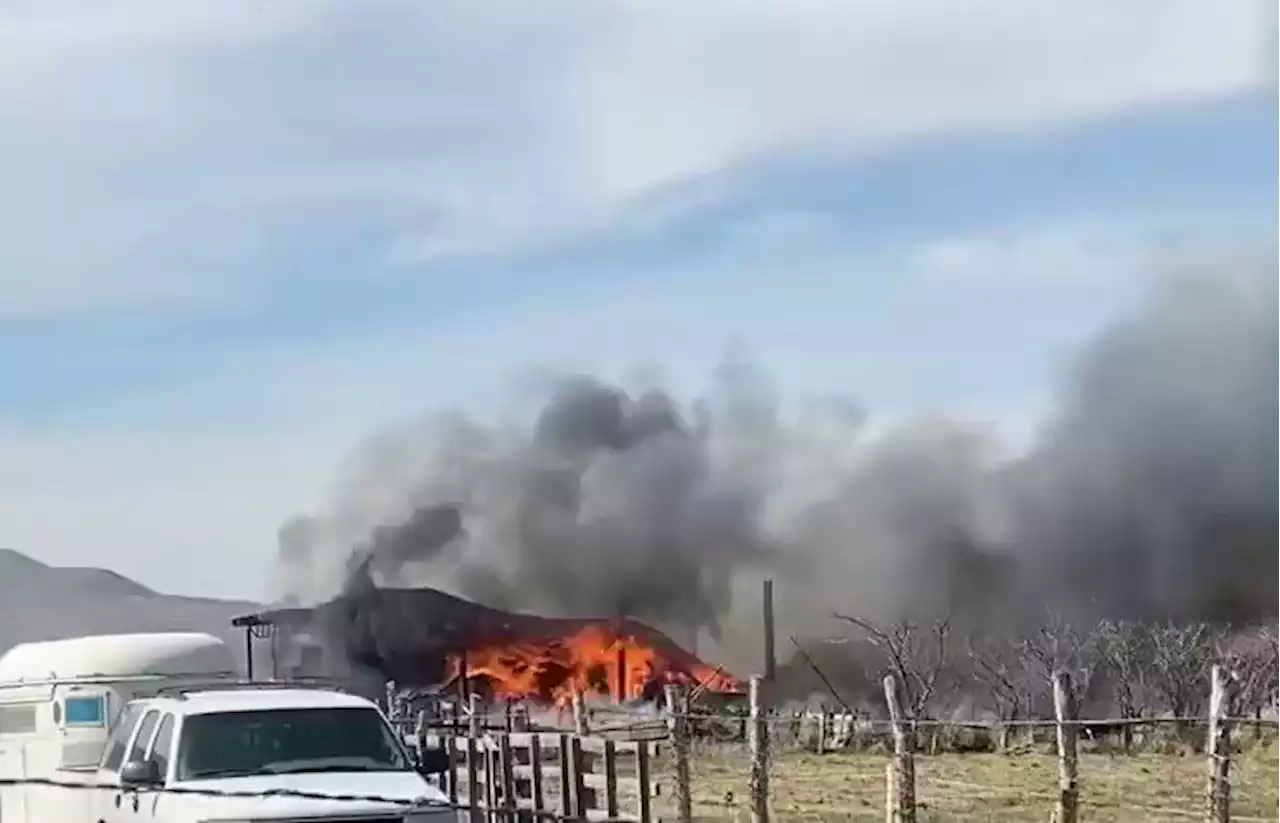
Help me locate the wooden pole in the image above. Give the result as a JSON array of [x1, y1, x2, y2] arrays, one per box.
[[602, 740, 620, 819], [664, 684, 694, 823], [447, 702, 461, 806], [243, 627, 254, 680], [498, 734, 516, 823], [1206, 665, 1232, 823], [616, 646, 628, 704], [458, 650, 470, 705], [557, 734, 573, 816], [883, 761, 895, 823], [570, 691, 589, 735], [882, 675, 916, 823], [748, 675, 771, 823], [635, 741, 654, 823], [467, 693, 484, 823], [762, 579, 777, 685], [413, 708, 427, 760], [469, 692, 482, 736], [1053, 671, 1079, 823], [567, 735, 588, 819]]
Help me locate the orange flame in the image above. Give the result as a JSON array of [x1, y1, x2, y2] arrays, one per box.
[[443, 624, 740, 706]]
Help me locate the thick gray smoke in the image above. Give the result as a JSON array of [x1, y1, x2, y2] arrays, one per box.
[[277, 258, 1277, 659], [1007, 261, 1277, 623], [278, 370, 775, 647]]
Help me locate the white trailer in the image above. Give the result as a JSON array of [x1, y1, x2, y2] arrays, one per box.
[[0, 632, 237, 823]]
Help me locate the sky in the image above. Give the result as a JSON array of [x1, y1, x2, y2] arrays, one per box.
[[0, 0, 1275, 601]]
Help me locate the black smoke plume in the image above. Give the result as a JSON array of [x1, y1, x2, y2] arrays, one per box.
[[277, 257, 1277, 674]]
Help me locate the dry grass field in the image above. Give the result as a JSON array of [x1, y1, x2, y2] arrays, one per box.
[[652, 744, 1280, 822]]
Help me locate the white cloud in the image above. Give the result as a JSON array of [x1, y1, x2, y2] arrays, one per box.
[[912, 218, 1162, 285], [0, 0, 1266, 318], [562, 0, 1266, 195]]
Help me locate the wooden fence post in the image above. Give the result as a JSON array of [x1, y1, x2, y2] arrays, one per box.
[[1206, 664, 1232, 823], [664, 683, 694, 823], [557, 734, 574, 816], [571, 691, 590, 735], [498, 733, 515, 823], [748, 675, 771, 823], [568, 735, 588, 820], [602, 739, 621, 820], [883, 762, 895, 823], [1053, 671, 1079, 823], [413, 708, 427, 757], [467, 693, 484, 823], [635, 740, 654, 823], [882, 675, 916, 823]]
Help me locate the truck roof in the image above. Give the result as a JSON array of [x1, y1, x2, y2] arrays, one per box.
[[0, 632, 236, 684], [143, 687, 377, 716]]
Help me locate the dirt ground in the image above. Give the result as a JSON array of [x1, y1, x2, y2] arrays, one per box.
[[652, 745, 1280, 822]]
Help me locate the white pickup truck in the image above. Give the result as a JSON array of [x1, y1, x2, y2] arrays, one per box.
[[94, 685, 454, 823]]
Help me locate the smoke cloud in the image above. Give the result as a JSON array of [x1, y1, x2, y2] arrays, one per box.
[[277, 256, 1278, 664]]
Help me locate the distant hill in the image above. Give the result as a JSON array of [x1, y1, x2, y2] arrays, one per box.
[[0, 549, 267, 671]]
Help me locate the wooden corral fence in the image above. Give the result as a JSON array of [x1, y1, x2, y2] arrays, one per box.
[[417, 732, 660, 819], [399, 683, 751, 823], [415, 728, 661, 823]]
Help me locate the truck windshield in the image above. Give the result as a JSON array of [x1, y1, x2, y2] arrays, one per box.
[[175, 707, 412, 780]]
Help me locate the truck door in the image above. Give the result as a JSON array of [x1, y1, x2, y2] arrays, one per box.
[[132, 713, 174, 822], [113, 710, 159, 823], [94, 705, 150, 823]]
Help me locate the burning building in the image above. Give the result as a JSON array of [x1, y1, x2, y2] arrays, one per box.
[[233, 585, 742, 706]]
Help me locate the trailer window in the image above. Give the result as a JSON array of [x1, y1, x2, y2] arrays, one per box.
[[0, 704, 37, 736], [102, 704, 143, 771], [64, 695, 107, 727]]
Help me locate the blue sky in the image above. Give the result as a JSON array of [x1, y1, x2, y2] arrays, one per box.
[[0, 0, 1274, 599]]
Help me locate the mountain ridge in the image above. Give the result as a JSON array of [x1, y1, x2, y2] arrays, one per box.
[[0, 548, 266, 668]]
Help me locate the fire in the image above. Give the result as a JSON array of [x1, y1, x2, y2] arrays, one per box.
[[442, 623, 741, 706]]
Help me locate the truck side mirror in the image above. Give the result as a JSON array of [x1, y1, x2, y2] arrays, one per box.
[[416, 747, 450, 776], [119, 759, 161, 788]]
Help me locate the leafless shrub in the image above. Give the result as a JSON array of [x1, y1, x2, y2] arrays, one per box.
[[1220, 625, 1279, 727], [1147, 621, 1217, 719], [964, 632, 1034, 751], [1094, 619, 1155, 750], [1017, 608, 1101, 706], [834, 613, 953, 720], [800, 609, 1277, 755]]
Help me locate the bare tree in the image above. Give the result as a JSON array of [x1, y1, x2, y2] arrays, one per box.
[[1017, 609, 1101, 708], [965, 632, 1033, 751], [835, 613, 953, 721], [1219, 625, 1279, 735], [1095, 620, 1154, 751], [1146, 621, 1217, 719]]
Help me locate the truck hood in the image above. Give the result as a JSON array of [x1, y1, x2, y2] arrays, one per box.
[[169, 770, 450, 819]]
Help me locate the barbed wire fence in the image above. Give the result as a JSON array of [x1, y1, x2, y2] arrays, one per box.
[[651, 664, 1278, 823]]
